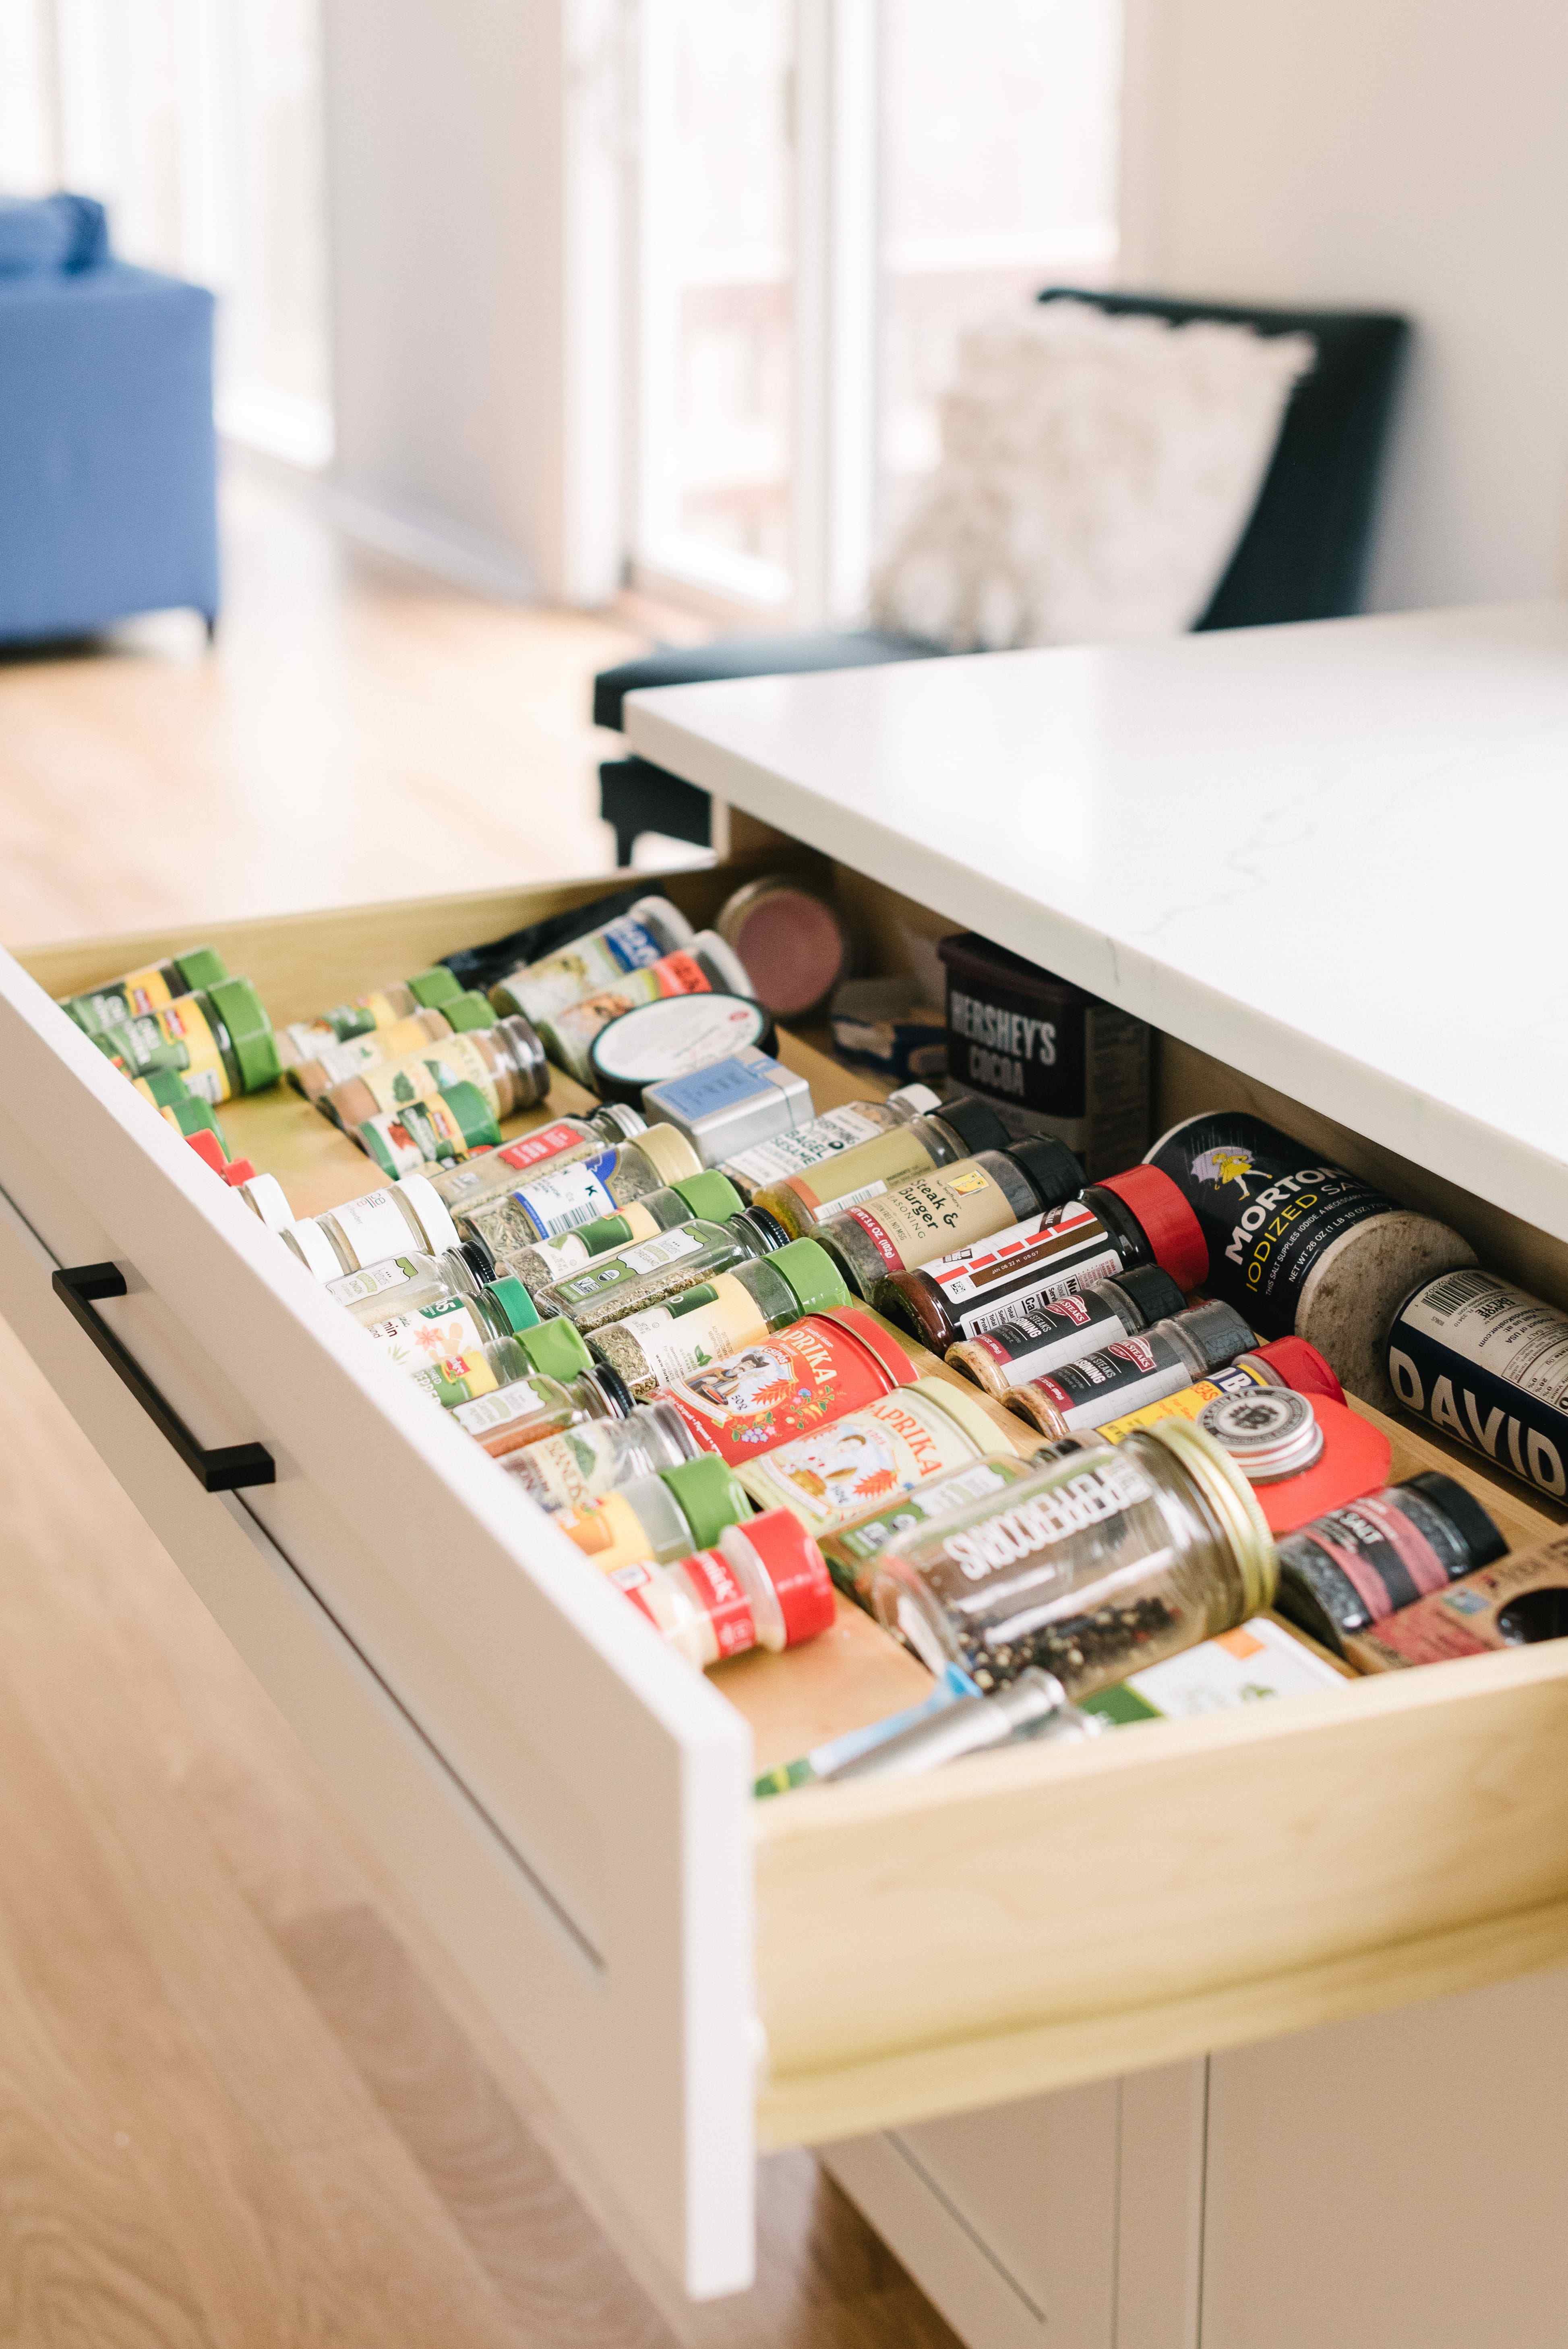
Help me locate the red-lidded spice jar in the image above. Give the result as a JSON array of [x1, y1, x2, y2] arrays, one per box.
[[613, 1510, 837, 1670], [650, 1306, 918, 1462], [1194, 1388, 1393, 1535]]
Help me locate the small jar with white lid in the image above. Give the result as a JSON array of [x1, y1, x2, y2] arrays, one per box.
[[281, 1173, 461, 1280], [614, 1511, 837, 1670]]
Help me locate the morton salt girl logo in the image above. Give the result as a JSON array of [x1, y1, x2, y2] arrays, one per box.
[[1190, 1144, 1260, 1199]]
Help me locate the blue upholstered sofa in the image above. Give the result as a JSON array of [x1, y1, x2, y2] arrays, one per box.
[[0, 192, 219, 643]]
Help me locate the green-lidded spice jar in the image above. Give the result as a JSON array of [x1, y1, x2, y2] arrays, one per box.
[[588, 1238, 849, 1402], [453, 1122, 700, 1261], [355, 1079, 501, 1178], [95, 975, 280, 1102], [321, 1014, 550, 1130], [326, 1241, 498, 1329], [159, 1093, 229, 1152], [555, 1451, 752, 1573], [131, 1065, 195, 1111], [275, 967, 463, 1069], [60, 945, 228, 1039], [410, 1344, 630, 1458], [498, 1399, 704, 1514], [503, 1169, 743, 1296], [289, 991, 495, 1102], [819, 1452, 1041, 1605], [356, 1270, 542, 1377], [869, 1417, 1275, 1696], [533, 1199, 790, 1335]]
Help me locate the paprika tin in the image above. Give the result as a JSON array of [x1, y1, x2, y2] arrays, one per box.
[[651, 1306, 918, 1462], [734, 1375, 1020, 1538]]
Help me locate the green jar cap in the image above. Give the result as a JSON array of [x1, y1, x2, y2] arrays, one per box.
[[208, 976, 281, 1093], [174, 946, 228, 993], [515, 1316, 593, 1382], [137, 1066, 191, 1107], [444, 990, 498, 1035], [486, 1274, 541, 1334], [165, 1094, 228, 1147], [410, 966, 462, 1010], [672, 1170, 743, 1223], [772, 1238, 850, 1318], [441, 1080, 502, 1151], [660, 1453, 752, 1550]]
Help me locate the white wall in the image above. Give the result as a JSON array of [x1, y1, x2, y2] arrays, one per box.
[[320, 0, 620, 605], [1122, 0, 1568, 610]]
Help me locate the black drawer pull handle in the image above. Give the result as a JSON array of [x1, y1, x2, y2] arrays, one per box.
[[52, 1262, 276, 1493]]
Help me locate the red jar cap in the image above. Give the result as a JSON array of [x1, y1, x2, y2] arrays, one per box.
[[184, 1128, 225, 1173], [812, 1305, 917, 1389], [1254, 1335, 1343, 1404], [732, 1510, 836, 1647], [222, 1157, 258, 1186], [1252, 1398, 1392, 1535], [1096, 1166, 1208, 1290]]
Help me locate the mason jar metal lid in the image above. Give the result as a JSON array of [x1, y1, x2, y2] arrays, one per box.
[[1199, 1387, 1325, 1483], [1146, 1416, 1278, 1616]]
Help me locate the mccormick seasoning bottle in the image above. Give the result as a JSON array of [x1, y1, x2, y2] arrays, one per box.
[[1092, 1333, 1343, 1441], [425, 1102, 647, 1214], [749, 1094, 1012, 1238], [488, 895, 695, 1026], [1273, 1472, 1505, 1655], [321, 1014, 550, 1129], [453, 1123, 701, 1259], [734, 1376, 1022, 1539], [356, 1079, 502, 1178], [274, 965, 463, 1068], [95, 975, 281, 1102], [613, 1511, 837, 1671], [410, 1354, 629, 1461], [869, 1418, 1275, 1696], [947, 1264, 1187, 1395], [60, 944, 228, 1039], [281, 1173, 463, 1281], [650, 1306, 918, 1462], [718, 1084, 946, 1205], [881, 1165, 1208, 1353], [809, 1136, 1084, 1308], [289, 991, 495, 1102], [589, 1240, 850, 1402], [531, 1201, 793, 1336], [326, 1240, 498, 1327], [1006, 1300, 1256, 1438], [556, 1452, 752, 1573], [538, 930, 753, 1087], [498, 1399, 701, 1511], [356, 1271, 543, 1375], [503, 1170, 745, 1298]]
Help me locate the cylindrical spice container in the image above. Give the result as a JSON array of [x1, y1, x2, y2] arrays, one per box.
[[288, 992, 495, 1102], [713, 876, 853, 1020], [650, 1306, 917, 1461], [750, 1093, 1010, 1239], [820, 1451, 1041, 1606], [534, 1202, 792, 1335], [1092, 1333, 1344, 1441], [424, 1103, 647, 1215], [870, 1418, 1275, 1695], [1195, 1388, 1394, 1535], [275, 967, 463, 1068], [326, 1241, 497, 1328], [498, 1399, 703, 1512], [555, 1453, 752, 1573], [734, 1375, 1020, 1540], [1006, 1300, 1257, 1438], [322, 1014, 550, 1130], [95, 975, 280, 1102], [615, 1511, 838, 1669], [810, 1136, 1084, 1306], [586, 992, 776, 1104], [159, 1093, 229, 1153], [453, 1122, 701, 1261], [538, 930, 753, 1086], [501, 1169, 744, 1297], [489, 896, 695, 1025], [881, 1166, 1208, 1352], [589, 1239, 849, 1401], [947, 1264, 1187, 1395], [718, 1084, 943, 1204], [1146, 1111, 1475, 1407], [410, 1351, 626, 1448], [1274, 1471, 1505, 1656], [1386, 1267, 1568, 1506], [357, 1271, 542, 1375], [281, 1173, 461, 1280], [60, 945, 227, 1039], [355, 1080, 502, 1178]]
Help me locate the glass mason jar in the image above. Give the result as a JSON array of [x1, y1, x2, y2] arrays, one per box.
[[281, 1172, 461, 1280], [489, 895, 694, 1026], [424, 1103, 646, 1214], [497, 1398, 703, 1512], [869, 1419, 1275, 1698], [322, 1014, 550, 1130], [532, 1202, 790, 1334], [274, 965, 463, 1069], [717, 1084, 944, 1205], [60, 944, 227, 1039], [503, 1169, 743, 1298], [537, 929, 753, 1087], [810, 1137, 1082, 1306], [749, 1093, 1011, 1238], [588, 1239, 850, 1403], [94, 975, 280, 1102], [290, 991, 494, 1102], [453, 1123, 701, 1261]]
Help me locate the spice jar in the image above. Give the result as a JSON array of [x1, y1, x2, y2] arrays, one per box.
[[61, 945, 227, 1039], [131, 1065, 194, 1112], [236, 1171, 293, 1231], [453, 1122, 701, 1261], [718, 1084, 944, 1204], [159, 1093, 229, 1153], [714, 877, 853, 1020], [1196, 1389, 1393, 1535], [590, 1238, 849, 1401], [1274, 1471, 1505, 1655], [280, 1174, 461, 1281], [489, 895, 694, 1024], [587, 992, 776, 1103], [614, 1511, 836, 1669], [1006, 1300, 1256, 1438], [502, 1169, 744, 1297], [812, 1136, 1084, 1306], [289, 992, 495, 1102], [869, 1418, 1275, 1696], [95, 975, 280, 1102], [274, 967, 463, 1069], [735, 1375, 1020, 1538], [750, 1093, 1011, 1237], [327, 1240, 497, 1327], [498, 1399, 703, 1511], [538, 930, 753, 1086], [882, 1167, 1208, 1353], [357, 1270, 542, 1374], [1093, 1333, 1344, 1441], [412, 1349, 628, 1457], [323, 1014, 550, 1130], [820, 1451, 1041, 1605], [533, 1200, 791, 1335], [424, 1103, 646, 1213], [949, 1265, 1187, 1395], [639, 1048, 815, 1165], [355, 1079, 502, 1178], [556, 1452, 752, 1573], [651, 1306, 917, 1462]]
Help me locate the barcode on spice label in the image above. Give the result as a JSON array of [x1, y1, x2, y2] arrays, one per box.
[[1419, 1268, 1499, 1319]]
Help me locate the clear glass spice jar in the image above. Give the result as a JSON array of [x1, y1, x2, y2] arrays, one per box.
[[532, 1200, 791, 1334], [537, 930, 753, 1086], [869, 1418, 1275, 1697], [354, 1079, 502, 1179], [810, 1136, 1083, 1306], [947, 1264, 1188, 1395], [749, 1093, 1011, 1238], [60, 944, 227, 1039], [281, 1172, 461, 1280], [453, 1122, 701, 1261], [407, 1316, 605, 1452], [290, 991, 495, 1102], [498, 1399, 703, 1511], [613, 1511, 836, 1670], [424, 1103, 647, 1214], [353, 1269, 542, 1375], [94, 975, 280, 1102], [326, 1240, 495, 1326], [274, 966, 463, 1069], [556, 1452, 753, 1572], [489, 895, 694, 1025], [322, 1014, 550, 1130], [589, 1238, 850, 1402], [503, 1169, 743, 1297], [1004, 1300, 1257, 1438], [713, 1084, 942, 1204]]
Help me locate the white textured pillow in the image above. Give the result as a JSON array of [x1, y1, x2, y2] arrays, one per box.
[[870, 300, 1315, 651]]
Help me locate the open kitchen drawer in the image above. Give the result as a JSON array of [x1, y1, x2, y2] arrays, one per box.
[[6, 849, 1568, 2303]]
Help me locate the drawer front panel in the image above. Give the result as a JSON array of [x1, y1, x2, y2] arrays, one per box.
[[0, 944, 756, 2299]]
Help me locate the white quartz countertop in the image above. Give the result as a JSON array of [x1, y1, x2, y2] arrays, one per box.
[[626, 601, 1568, 1243]]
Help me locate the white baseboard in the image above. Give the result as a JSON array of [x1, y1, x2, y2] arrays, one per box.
[[822, 2135, 1046, 2349], [323, 480, 540, 603]]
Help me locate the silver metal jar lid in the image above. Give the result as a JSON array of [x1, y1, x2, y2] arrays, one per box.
[[1198, 1387, 1324, 1483]]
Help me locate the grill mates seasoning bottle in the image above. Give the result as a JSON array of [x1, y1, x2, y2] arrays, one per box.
[[590, 1238, 850, 1401], [321, 1014, 549, 1129], [870, 1418, 1274, 1696], [96, 975, 280, 1102], [501, 1169, 744, 1296], [426, 1103, 647, 1213], [356, 1080, 502, 1177], [811, 1136, 1083, 1306], [489, 895, 694, 1025], [883, 1165, 1208, 1353], [60, 945, 228, 1039], [532, 1201, 790, 1334], [275, 967, 463, 1068], [497, 1399, 700, 1511], [718, 1084, 945, 1205], [948, 1263, 1187, 1394], [1006, 1300, 1256, 1438], [289, 992, 495, 1102], [1274, 1472, 1505, 1656], [749, 1095, 1009, 1238], [734, 1375, 1019, 1538], [453, 1123, 701, 1259], [1147, 1112, 1475, 1408], [538, 931, 753, 1086], [650, 1306, 917, 1462]]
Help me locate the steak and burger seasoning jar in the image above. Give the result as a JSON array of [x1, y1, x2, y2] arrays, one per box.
[[811, 1136, 1083, 1307], [60, 945, 227, 1039], [613, 1511, 837, 1670], [453, 1122, 701, 1260], [589, 1238, 849, 1401], [95, 975, 280, 1102], [275, 966, 463, 1068], [750, 1094, 1011, 1238], [734, 1376, 1020, 1539], [650, 1306, 916, 1461], [1273, 1471, 1505, 1655], [323, 1014, 550, 1130], [498, 1399, 703, 1513], [501, 1169, 743, 1297], [281, 1173, 461, 1280], [556, 1452, 752, 1572], [537, 931, 753, 1086], [533, 1200, 791, 1335], [869, 1418, 1275, 1697], [356, 1080, 502, 1178], [489, 896, 694, 1025], [425, 1103, 646, 1214], [289, 992, 495, 1102], [882, 1166, 1208, 1353], [717, 1084, 945, 1205], [1005, 1300, 1256, 1439], [947, 1263, 1187, 1394]]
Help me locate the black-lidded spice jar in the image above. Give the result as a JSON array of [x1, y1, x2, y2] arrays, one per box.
[[1274, 1471, 1506, 1655], [869, 1418, 1274, 1696]]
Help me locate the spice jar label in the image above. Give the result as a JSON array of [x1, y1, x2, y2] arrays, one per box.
[[821, 1456, 1036, 1599], [1386, 1268, 1568, 1503], [737, 1393, 990, 1535], [616, 1227, 708, 1277], [112, 998, 229, 1100], [1021, 1333, 1189, 1430], [1096, 1356, 1273, 1441], [509, 1153, 619, 1239], [366, 1296, 489, 1370], [331, 1254, 421, 1306], [780, 1127, 935, 1216], [842, 1165, 1009, 1273], [558, 1488, 659, 1573], [657, 1316, 904, 1460], [439, 1355, 504, 1407], [725, 1106, 886, 1190], [606, 1277, 765, 1387], [327, 1190, 416, 1265], [919, 1203, 1124, 1333], [362, 1095, 473, 1174], [1283, 1496, 1454, 1624], [500, 1122, 600, 1174], [356, 1034, 498, 1116]]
